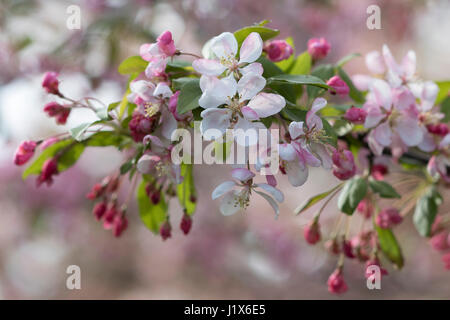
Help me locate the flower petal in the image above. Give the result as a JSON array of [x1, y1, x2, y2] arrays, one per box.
[[160, 106, 177, 140], [279, 143, 297, 161], [285, 160, 308, 187], [352, 74, 372, 91], [241, 106, 259, 121], [401, 50, 416, 80], [246, 93, 286, 118], [220, 190, 241, 216], [211, 32, 238, 60], [239, 32, 263, 64], [137, 154, 161, 173], [395, 116, 423, 146], [288, 121, 305, 140], [254, 190, 279, 217], [192, 59, 227, 76], [200, 108, 232, 140], [365, 50, 385, 74], [198, 75, 236, 109], [212, 181, 237, 200], [153, 83, 172, 98], [232, 168, 255, 182], [370, 79, 392, 111], [240, 62, 263, 76], [233, 116, 260, 146], [255, 183, 284, 202], [237, 73, 266, 101], [373, 122, 392, 146]]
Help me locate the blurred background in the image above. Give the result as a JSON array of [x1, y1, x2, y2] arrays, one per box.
[[0, 0, 449, 299]]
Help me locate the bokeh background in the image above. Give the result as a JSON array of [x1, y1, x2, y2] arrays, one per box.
[[0, 0, 449, 299]]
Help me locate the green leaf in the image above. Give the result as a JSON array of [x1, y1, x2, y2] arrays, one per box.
[[137, 179, 168, 233], [295, 184, 342, 215], [85, 131, 126, 147], [96, 107, 110, 121], [337, 67, 365, 103], [336, 53, 361, 68], [268, 74, 329, 89], [118, 56, 148, 75], [307, 64, 335, 99], [257, 56, 283, 78], [177, 163, 197, 215], [69, 122, 95, 142], [166, 60, 192, 73], [436, 81, 450, 105], [22, 139, 84, 179], [375, 226, 404, 269], [234, 25, 279, 46], [413, 186, 442, 237], [440, 96, 450, 122], [369, 178, 401, 199], [281, 107, 306, 122], [177, 78, 202, 115], [333, 119, 353, 136], [107, 101, 120, 112], [321, 118, 338, 147], [289, 51, 312, 75], [337, 177, 368, 215], [120, 161, 133, 175]]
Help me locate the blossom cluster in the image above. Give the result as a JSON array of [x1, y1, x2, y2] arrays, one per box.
[[13, 23, 450, 294]]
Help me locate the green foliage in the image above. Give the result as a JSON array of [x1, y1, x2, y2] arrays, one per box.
[[368, 178, 401, 199], [118, 55, 148, 75], [413, 185, 442, 237], [337, 177, 368, 215], [137, 179, 168, 233], [436, 81, 450, 105], [375, 225, 404, 269], [295, 184, 342, 215], [337, 67, 365, 103], [307, 64, 335, 100], [440, 96, 450, 122], [177, 163, 197, 215], [268, 74, 329, 89], [176, 78, 202, 114], [234, 25, 279, 47], [85, 131, 127, 147], [289, 51, 312, 75]]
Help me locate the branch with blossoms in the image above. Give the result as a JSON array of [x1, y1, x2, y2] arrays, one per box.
[[13, 21, 450, 294]]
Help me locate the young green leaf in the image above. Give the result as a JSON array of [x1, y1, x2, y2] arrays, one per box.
[[85, 131, 126, 147], [413, 186, 442, 237], [436, 81, 450, 105], [118, 56, 148, 75], [440, 96, 450, 122], [295, 184, 342, 215], [177, 163, 197, 215], [234, 25, 279, 46], [177, 79, 202, 115], [289, 51, 312, 75], [375, 225, 404, 269], [69, 122, 96, 141], [368, 178, 401, 198], [337, 177, 368, 215], [307, 64, 335, 99], [137, 179, 168, 233], [268, 74, 329, 89]]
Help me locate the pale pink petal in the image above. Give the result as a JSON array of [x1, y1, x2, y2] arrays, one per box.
[[255, 183, 284, 202], [200, 108, 232, 140], [239, 32, 263, 64], [401, 50, 416, 80], [418, 131, 436, 152], [368, 131, 384, 156], [160, 107, 177, 140], [240, 62, 264, 76], [232, 168, 255, 182], [395, 117, 423, 146], [153, 83, 173, 98], [237, 73, 266, 101], [311, 143, 333, 169], [439, 133, 450, 149], [233, 116, 260, 146], [365, 51, 385, 74], [192, 58, 227, 76], [212, 181, 237, 199], [421, 81, 438, 111], [199, 75, 237, 109], [370, 79, 392, 111], [279, 143, 297, 161], [145, 58, 167, 78], [382, 44, 401, 75], [373, 122, 392, 146], [136, 154, 161, 173], [352, 74, 372, 91], [363, 101, 384, 128], [285, 160, 308, 187], [288, 121, 305, 140], [211, 32, 238, 60], [220, 190, 242, 216], [392, 87, 416, 111], [254, 190, 280, 216], [246, 93, 286, 118], [311, 97, 327, 114], [241, 106, 259, 120]]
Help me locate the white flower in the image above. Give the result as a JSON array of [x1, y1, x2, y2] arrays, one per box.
[[211, 168, 284, 216]]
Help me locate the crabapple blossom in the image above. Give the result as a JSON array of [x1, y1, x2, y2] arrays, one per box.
[[279, 98, 332, 186], [14, 140, 37, 166], [211, 168, 284, 216], [327, 269, 348, 294], [41, 71, 59, 94], [376, 207, 403, 229], [343, 106, 367, 124], [180, 213, 192, 235], [43, 102, 71, 125], [326, 76, 349, 96], [36, 157, 58, 187], [140, 31, 177, 79], [307, 37, 331, 60], [332, 149, 356, 180], [304, 219, 321, 244], [263, 39, 294, 62], [193, 32, 263, 76]]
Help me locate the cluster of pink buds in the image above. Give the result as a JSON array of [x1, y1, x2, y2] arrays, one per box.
[[13, 140, 38, 166], [128, 111, 159, 142], [332, 148, 356, 180], [429, 215, 450, 270], [41, 71, 60, 95], [375, 207, 403, 229], [263, 39, 294, 62], [86, 175, 128, 237], [44, 102, 71, 125], [344, 106, 367, 124]]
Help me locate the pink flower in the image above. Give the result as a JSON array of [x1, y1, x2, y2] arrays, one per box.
[[327, 76, 349, 96], [344, 106, 367, 124], [307, 37, 330, 60], [36, 157, 58, 187], [14, 140, 37, 166], [304, 219, 321, 245], [128, 111, 158, 142], [180, 213, 192, 235], [113, 214, 128, 237], [160, 221, 172, 241], [264, 40, 294, 62], [327, 269, 348, 294], [376, 207, 402, 229], [43, 102, 71, 125], [156, 31, 177, 57], [430, 231, 449, 251], [365, 258, 388, 278], [42, 71, 60, 94], [332, 149, 356, 180], [356, 199, 373, 219], [371, 163, 388, 180], [92, 201, 107, 220]]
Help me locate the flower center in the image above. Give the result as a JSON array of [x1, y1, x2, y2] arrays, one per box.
[[144, 101, 161, 118]]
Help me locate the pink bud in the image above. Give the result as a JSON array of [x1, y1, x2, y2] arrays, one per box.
[[307, 37, 331, 60], [180, 213, 192, 235], [86, 183, 105, 200], [264, 40, 294, 62], [43, 102, 71, 125], [327, 76, 349, 96], [371, 164, 388, 181], [14, 140, 37, 166], [36, 158, 58, 187], [327, 269, 348, 294], [304, 219, 321, 245], [442, 253, 450, 270], [430, 231, 449, 251], [342, 240, 355, 259], [113, 214, 128, 237], [332, 149, 356, 180], [129, 111, 158, 142], [93, 201, 107, 220], [375, 207, 402, 229], [344, 106, 367, 124], [427, 123, 449, 137], [160, 221, 172, 241], [365, 258, 388, 278], [157, 31, 176, 57], [356, 199, 373, 219], [168, 91, 189, 121], [42, 72, 60, 94], [103, 204, 118, 229]]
